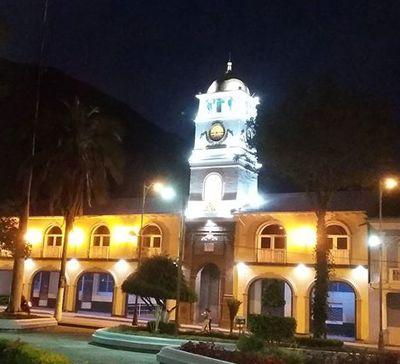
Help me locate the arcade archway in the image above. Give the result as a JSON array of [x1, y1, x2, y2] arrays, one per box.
[[31, 271, 60, 308], [310, 281, 356, 339], [76, 272, 114, 315], [0, 270, 12, 304], [248, 278, 293, 317]]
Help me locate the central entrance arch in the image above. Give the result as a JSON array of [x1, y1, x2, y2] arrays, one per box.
[[195, 263, 221, 323]]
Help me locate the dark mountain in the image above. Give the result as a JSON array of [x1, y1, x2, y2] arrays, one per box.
[[0, 58, 192, 207]]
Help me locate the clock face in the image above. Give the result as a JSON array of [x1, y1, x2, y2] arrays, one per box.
[[208, 122, 225, 142]]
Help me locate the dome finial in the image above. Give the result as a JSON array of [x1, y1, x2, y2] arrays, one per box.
[[226, 52, 232, 73]]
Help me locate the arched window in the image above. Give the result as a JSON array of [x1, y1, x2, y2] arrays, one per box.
[[142, 225, 162, 248], [203, 173, 223, 202], [45, 226, 63, 246], [258, 224, 286, 250], [91, 225, 110, 247], [327, 224, 349, 251]]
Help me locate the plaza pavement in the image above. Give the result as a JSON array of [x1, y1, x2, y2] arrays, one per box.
[[0, 325, 157, 364], [3, 307, 400, 354]]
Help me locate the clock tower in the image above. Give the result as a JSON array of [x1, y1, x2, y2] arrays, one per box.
[[187, 61, 261, 219]]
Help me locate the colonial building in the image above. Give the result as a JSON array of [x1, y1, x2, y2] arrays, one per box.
[[0, 62, 398, 344]]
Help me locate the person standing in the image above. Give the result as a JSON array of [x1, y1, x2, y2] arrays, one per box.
[[202, 307, 212, 332]]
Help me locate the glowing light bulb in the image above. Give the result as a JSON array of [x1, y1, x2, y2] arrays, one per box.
[[368, 235, 381, 247], [383, 177, 398, 190]]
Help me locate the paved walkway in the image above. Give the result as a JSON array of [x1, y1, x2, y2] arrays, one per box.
[[10, 308, 400, 353], [0, 326, 157, 364]]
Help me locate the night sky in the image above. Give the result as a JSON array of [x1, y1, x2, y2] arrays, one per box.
[[0, 0, 399, 136]]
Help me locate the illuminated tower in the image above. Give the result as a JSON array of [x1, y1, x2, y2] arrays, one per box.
[[187, 61, 260, 218]]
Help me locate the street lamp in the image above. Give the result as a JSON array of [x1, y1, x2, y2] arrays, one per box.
[[174, 194, 188, 334], [131, 181, 175, 326], [372, 177, 399, 350]]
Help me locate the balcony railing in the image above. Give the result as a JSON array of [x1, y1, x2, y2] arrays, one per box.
[[330, 249, 350, 265], [0, 250, 12, 257], [141, 247, 161, 258], [389, 268, 400, 284], [43, 245, 62, 258], [257, 249, 286, 263], [90, 246, 110, 259]]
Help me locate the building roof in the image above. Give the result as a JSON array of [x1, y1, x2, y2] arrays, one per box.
[[206, 61, 250, 94], [241, 191, 379, 215], [30, 190, 400, 219], [82, 197, 184, 216], [80, 191, 378, 217]]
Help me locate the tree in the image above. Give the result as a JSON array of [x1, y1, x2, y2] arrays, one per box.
[[254, 77, 396, 338], [261, 279, 286, 316], [4, 0, 49, 313], [227, 298, 242, 334], [122, 255, 196, 329], [39, 97, 123, 321], [0, 217, 31, 258]]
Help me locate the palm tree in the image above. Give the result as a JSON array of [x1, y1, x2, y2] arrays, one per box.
[[254, 78, 396, 337], [40, 96, 123, 321]]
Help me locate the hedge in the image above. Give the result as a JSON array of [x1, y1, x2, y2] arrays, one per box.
[[146, 320, 176, 334], [0, 295, 9, 305], [248, 314, 296, 342], [294, 336, 343, 348], [0, 339, 70, 364]]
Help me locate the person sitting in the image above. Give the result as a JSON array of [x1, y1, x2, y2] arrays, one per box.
[[21, 295, 31, 315]]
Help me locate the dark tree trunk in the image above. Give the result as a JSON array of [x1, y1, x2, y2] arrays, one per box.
[[54, 211, 74, 321], [8, 215, 27, 313], [312, 209, 330, 338], [8, 173, 32, 313]]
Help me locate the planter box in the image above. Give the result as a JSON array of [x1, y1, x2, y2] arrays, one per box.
[[91, 328, 236, 353], [157, 346, 233, 364], [0, 317, 57, 330]]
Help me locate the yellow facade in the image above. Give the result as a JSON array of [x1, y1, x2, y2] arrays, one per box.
[[232, 211, 370, 340], [0, 213, 180, 316], [0, 209, 374, 341]]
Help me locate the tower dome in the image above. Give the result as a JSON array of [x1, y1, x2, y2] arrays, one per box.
[[207, 61, 250, 94]]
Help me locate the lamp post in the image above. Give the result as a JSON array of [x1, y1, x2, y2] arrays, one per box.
[[131, 181, 175, 326], [375, 177, 398, 350], [175, 194, 188, 333]]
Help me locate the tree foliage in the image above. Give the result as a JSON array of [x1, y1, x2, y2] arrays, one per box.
[[38, 97, 124, 215], [0, 217, 30, 258], [36, 96, 124, 320], [254, 77, 397, 337], [122, 255, 196, 311]]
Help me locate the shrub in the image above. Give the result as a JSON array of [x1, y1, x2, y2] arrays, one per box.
[[158, 321, 176, 335], [0, 295, 9, 305], [182, 330, 239, 340], [0, 339, 70, 364], [294, 336, 343, 348], [227, 298, 242, 334], [237, 334, 265, 353], [248, 314, 296, 342], [302, 349, 400, 364], [146, 320, 175, 334], [266, 347, 305, 364]]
